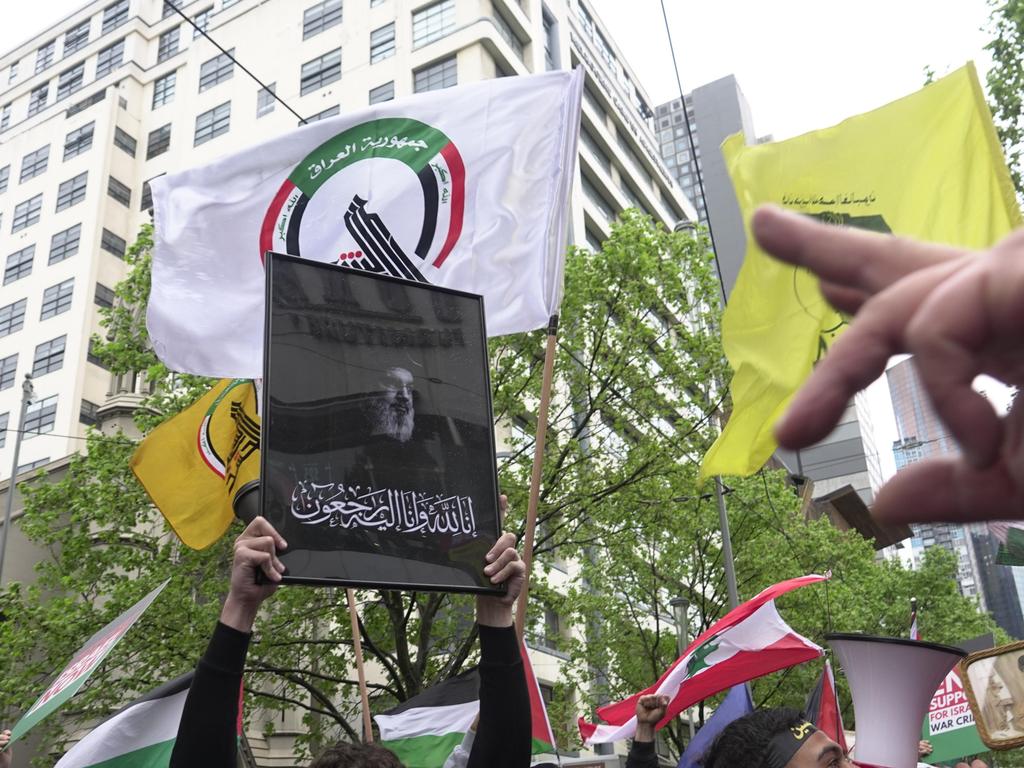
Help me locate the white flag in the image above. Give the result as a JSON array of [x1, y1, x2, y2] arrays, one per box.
[[150, 69, 584, 378]]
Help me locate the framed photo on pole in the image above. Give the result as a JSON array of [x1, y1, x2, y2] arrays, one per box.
[[260, 252, 503, 593]]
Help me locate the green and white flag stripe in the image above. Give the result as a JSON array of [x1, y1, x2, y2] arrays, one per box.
[[375, 669, 479, 768], [55, 673, 191, 768]]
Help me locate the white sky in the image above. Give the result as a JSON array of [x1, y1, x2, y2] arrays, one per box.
[[1, 0, 1006, 485]]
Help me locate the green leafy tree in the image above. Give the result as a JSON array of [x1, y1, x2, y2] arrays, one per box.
[[986, 0, 1024, 196]]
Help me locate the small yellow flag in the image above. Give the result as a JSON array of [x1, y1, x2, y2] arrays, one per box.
[[131, 379, 260, 549], [701, 63, 1021, 479]]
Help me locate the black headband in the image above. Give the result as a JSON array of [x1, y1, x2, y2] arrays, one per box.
[[763, 720, 818, 768]]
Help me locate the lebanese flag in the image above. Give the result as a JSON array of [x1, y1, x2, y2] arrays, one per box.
[[55, 675, 244, 767], [805, 660, 848, 753], [579, 574, 827, 745]]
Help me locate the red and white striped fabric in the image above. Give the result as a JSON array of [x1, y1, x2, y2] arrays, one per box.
[[579, 574, 827, 745]]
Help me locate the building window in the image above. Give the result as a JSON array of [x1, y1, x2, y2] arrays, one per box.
[[32, 337, 66, 377], [4, 246, 34, 285], [88, 339, 108, 368], [95, 38, 125, 78], [542, 7, 558, 71], [370, 0, 385, 5], [107, 176, 131, 207], [100, 228, 127, 258], [193, 6, 213, 38], [256, 83, 276, 117], [24, 395, 58, 438], [146, 124, 171, 159], [304, 105, 339, 125], [140, 180, 152, 211], [102, 0, 130, 33], [0, 355, 16, 391], [412, 0, 454, 48], [368, 80, 394, 104], [158, 25, 180, 62], [162, 1, 177, 18], [0, 165, 8, 194], [152, 71, 176, 108], [49, 224, 81, 264], [94, 282, 115, 309], [12, 195, 43, 231], [28, 83, 49, 116], [67, 90, 105, 117], [0, 299, 27, 337], [413, 56, 456, 93], [303, 0, 343, 39], [80, 399, 99, 426], [492, 9, 523, 60], [194, 101, 230, 145], [7, 61, 16, 85], [370, 23, 395, 63], [56, 63, 85, 102], [55, 172, 88, 211], [63, 122, 94, 160], [113, 126, 137, 157], [0, 104, 9, 131], [199, 50, 234, 91], [64, 20, 91, 57], [40, 278, 74, 319], [0, 413, 7, 448], [36, 40, 55, 73], [300, 49, 341, 95], [19, 145, 49, 183]]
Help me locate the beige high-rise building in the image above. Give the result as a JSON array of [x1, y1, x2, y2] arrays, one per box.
[[0, 0, 695, 763]]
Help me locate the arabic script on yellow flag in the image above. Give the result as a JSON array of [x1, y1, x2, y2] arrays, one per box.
[[701, 63, 1021, 480], [131, 379, 260, 549]]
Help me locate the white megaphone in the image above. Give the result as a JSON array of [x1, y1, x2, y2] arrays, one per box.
[[827, 633, 965, 768]]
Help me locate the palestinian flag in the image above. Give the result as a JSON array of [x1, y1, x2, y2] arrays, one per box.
[[579, 574, 827, 745], [989, 522, 1024, 565], [375, 668, 480, 768], [376, 641, 556, 768], [804, 660, 848, 753], [55, 675, 243, 767], [54, 674, 192, 767]]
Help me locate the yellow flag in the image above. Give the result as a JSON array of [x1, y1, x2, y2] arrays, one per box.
[[701, 63, 1021, 479], [131, 379, 260, 549]]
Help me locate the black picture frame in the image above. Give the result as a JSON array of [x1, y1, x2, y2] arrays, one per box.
[[260, 252, 503, 593]]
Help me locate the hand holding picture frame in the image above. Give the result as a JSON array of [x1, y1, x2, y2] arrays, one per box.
[[260, 253, 503, 593]]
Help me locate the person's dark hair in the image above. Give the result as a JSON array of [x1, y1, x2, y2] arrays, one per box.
[[700, 707, 807, 768], [310, 742, 404, 768]]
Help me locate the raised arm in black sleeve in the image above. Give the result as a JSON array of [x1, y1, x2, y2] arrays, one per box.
[[468, 624, 531, 768], [169, 621, 250, 768], [626, 739, 660, 768]]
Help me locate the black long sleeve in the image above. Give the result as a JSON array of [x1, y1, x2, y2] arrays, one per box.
[[169, 621, 250, 768], [468, 624, 531, 768], [626, 740, 660, 768]]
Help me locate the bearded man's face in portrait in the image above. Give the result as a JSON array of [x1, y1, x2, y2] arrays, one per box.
[[368, 366, 415, 442]]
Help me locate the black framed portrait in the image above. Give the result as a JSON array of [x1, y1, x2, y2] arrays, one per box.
[[260, 252, 503, 593]]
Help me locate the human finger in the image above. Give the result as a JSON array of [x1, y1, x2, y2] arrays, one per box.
[[485, 549, 523, 584], [775, 262, 959, 448], [870, 455, 1022, 526], [906, 262, 1003, 468], [485, 531, 517, 563], [238, 534, 286, 572], [241, 547, 285, 582], [752, 206, 965, 295], [240, 516, 287, 551], [819, 280, 869, 315], [499, 494, 508, 523]]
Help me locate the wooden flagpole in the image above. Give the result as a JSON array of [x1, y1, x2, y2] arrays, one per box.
[[346, 588, 374, 742], [515, 314, 559, 640]]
